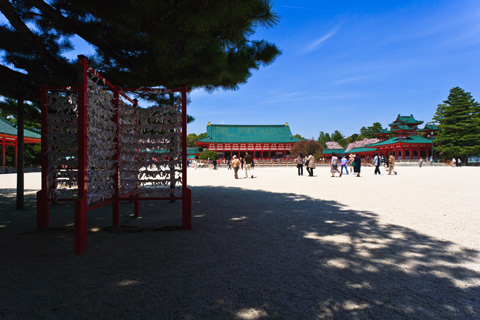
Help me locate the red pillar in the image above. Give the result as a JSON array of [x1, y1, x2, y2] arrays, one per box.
[[1, 139, 5, 167], [74, 55, 89, 255], [14, 143, 17, 167]]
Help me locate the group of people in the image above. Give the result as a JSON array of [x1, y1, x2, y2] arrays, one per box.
[[451, 157, 462, 167], [294, 153, 317, 176], [231, 152, 254, 179], [329, 152, 362, 177], [223, 151, 406, 180], [418, 156, 434, 167], [294, 152, 399, 177]]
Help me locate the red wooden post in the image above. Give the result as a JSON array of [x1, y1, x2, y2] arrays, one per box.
[[1, 139, 5, 166], [14, 143, 17, 167], [133, 99, 140, 217], [112, 87, 121, 226], [75, 55, 89, 255], [181, 86, 192, 230], [37, 84, 50, 229]]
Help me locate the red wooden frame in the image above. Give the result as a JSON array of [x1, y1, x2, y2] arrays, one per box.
[[37, 55, 191, 255]]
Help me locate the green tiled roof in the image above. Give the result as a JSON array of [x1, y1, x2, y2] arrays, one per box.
[[187, 147, 201, 155], [322, 148, 345, 155], [0, 117, 41, 139], [366, 135, 433, 147], [348, 147, 378, 153], [391, 124, 417, 131], [197, 124, 302, 143], [147, 147, 201, 155], [389, 114, 423, 127]]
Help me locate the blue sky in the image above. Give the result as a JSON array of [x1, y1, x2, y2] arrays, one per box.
[[187, 0, 480, 138]]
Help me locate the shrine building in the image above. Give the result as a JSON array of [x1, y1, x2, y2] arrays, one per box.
[[366, 114, 439, 159], [1, 117, 41, 167], [196, 123, 301, 159], [323, 114, 439, 160]]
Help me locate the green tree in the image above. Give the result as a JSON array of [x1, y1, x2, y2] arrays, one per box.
[[331, 130, 346, 147], [344, 133, 359, 145], [294, 134, 305, 140], [187, 133, 198, 147], [198, 150, 219, 160], [1, 0, 281, 99], [360, 122, 383, 139], [433, 87, 480, 159], [317, 131, 330, 147], [197, 132, 207, 140]]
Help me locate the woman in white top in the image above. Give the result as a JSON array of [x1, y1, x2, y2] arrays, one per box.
[[330, 152, 341, 177]]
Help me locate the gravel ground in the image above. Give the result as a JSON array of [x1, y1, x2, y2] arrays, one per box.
[[0, 166, 479, 319]]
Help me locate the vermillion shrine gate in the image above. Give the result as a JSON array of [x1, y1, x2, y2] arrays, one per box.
[[37, 56, 191, 254]]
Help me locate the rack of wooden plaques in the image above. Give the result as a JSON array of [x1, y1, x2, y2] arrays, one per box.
[[37, 55, 191, 254]]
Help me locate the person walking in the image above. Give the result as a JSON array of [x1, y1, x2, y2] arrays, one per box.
[[244, 152, 253, 178], [340, 154, 349, 175], [418, 157, 423, 168], [232, 155, 240, 179], [451, 157, 456, 167], [388, 154, 397, 175], [347, 154, 355, 173], [330, 152, 341, 177], [306, 154, 315, 176], [295, 154, 305, 176], [353, 154, 361, 177], [373, 153, 381, 175]]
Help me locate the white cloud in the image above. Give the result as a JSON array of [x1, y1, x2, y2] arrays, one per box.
[[331, 76, 363, 86], [302, 24, 342, 54]]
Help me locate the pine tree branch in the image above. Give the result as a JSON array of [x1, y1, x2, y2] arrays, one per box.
[[0, 64, 37, 101], [27, 0, 108, 51], [0, 0, 62, 73]]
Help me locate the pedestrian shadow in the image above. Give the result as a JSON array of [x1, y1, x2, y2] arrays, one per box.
[[0, 186, 478, 319]]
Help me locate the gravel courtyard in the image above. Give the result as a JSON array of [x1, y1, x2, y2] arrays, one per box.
[[0, 166, 479, 319]]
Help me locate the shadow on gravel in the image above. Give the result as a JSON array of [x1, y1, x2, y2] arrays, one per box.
[[0, 186, 478, 319]]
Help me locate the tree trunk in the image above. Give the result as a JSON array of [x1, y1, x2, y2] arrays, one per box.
[[16, 98, 24, 210]]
